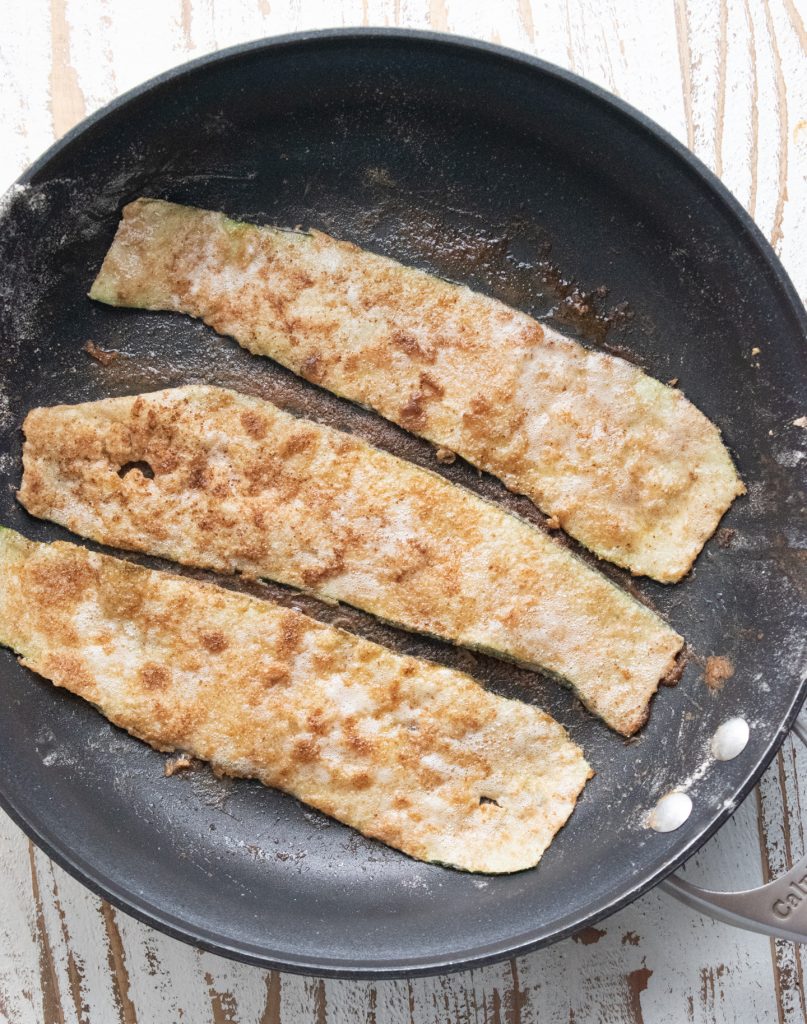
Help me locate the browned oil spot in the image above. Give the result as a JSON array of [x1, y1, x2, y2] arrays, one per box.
[[32, 557, 93, 605], [705, 655, 734, 691], [200, 631, 228, 654], [260, 665, 291, 689], [418, 372, 444, 398], [164, 754, 195, 776], [391, 330, 436, 363], [84, 339, 120, 365], [240, 409, 268, 440], [139, 663, 170, 691], [279, 432, 314, 458], [300, 549, 347, 589], [276, 614, 306, 659], [100, 901, 138, 1024], [360, 198, 635, 345], [572, 925, 606, 945], [622, 930, 641, 946], [626, 965, 652, 1024], [293, 737, 320, 763], [188, 461, 208, 490], [716, 527, 736, 548], [306, 709, 328, 736], [399, 393, 426, 427], [301, 354, 324, 382], [99, 580, 145, 621]]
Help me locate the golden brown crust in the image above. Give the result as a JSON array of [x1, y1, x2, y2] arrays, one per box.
[[19, 385, 683, 734], [0, 528, 591, 873], [89, 198, 745, 582]]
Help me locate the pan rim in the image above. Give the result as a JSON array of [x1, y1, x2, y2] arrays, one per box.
[[2, 27, 806, 978]]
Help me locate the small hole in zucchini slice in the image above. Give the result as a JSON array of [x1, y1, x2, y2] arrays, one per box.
[[118, 461, 155, 480]]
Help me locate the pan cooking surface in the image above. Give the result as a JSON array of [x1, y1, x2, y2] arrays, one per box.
[[0, 31, 805, 976]]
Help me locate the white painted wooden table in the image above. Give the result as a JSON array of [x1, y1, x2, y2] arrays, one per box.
[[1, 2, 805, 1021]]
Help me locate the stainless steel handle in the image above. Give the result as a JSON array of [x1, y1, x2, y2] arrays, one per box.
[[661, 716, 807, 943]]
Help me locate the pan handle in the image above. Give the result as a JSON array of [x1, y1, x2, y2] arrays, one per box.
[[661, 717, 807, 943]]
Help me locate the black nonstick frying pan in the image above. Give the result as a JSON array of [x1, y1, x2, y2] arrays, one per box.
[[0, 30, 805, 978]]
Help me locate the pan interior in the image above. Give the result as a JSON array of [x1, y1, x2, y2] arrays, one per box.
[[0, 34, 804, 975]]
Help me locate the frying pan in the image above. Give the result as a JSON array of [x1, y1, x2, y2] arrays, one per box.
[[0, 30, 805, 978]]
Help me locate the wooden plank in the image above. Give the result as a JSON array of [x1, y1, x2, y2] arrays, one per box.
[[0, 796, 786, 1024], [758, 737, 807, 1024], [0, 814, 44, 1024], [0, 0, 805, 1021]]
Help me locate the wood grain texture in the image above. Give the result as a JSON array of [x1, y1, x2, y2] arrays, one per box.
[[0, 0, 805, 1021]]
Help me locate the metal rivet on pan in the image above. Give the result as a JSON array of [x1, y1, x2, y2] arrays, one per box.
[[711, 717, 750, 761], [648, 791, 693, 833]]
